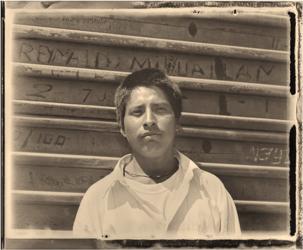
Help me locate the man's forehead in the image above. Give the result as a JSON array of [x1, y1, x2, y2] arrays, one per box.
[[127, 86, 170, 104]]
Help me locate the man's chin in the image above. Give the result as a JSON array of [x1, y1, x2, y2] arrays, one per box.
[[135, 148, 166, 159]]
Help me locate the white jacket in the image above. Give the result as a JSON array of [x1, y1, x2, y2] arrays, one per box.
[[73, 152, 241, 239]]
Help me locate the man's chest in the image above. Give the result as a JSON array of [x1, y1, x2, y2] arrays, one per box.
[[101, 194, 221, 238]]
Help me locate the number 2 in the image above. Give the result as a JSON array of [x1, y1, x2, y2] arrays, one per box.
[[26, 84, 53, 99]]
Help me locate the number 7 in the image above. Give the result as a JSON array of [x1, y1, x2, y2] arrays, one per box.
[[82, 88, 92, 103]]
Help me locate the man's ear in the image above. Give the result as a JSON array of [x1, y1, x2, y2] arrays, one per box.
[[120, 127, 127, 138]]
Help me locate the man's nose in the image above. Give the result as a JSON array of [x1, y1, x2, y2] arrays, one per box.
[[143, 109, 156, 129]]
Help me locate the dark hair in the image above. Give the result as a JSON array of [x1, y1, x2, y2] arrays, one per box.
[[114, 68, 182, 130]]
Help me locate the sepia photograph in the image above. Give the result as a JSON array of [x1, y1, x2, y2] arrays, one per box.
[[3, 1, 302, 248]]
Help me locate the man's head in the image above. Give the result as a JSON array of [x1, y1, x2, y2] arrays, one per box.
[[114, 68, 183, 158], [115, 68, 182, 130]]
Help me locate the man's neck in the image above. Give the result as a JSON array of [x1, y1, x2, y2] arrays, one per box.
[[127, 151, 178, 184]]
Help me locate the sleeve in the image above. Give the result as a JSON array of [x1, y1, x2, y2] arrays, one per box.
[[199, 171, 241, 237], [73, 191, 97, 238], [219, 185, 241, 236]]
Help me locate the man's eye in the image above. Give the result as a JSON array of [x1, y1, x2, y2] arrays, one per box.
[[131, 110, 143, 116], [156, 107, 169, 113]]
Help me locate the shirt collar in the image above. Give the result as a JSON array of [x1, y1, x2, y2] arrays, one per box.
[[110, 151, 198, 186]]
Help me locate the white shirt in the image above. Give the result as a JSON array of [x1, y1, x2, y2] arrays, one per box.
[[123, 159, 182, 229], [73, 152, 241, 239]]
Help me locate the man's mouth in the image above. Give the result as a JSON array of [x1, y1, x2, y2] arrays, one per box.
[[141, 131, 162, 138]]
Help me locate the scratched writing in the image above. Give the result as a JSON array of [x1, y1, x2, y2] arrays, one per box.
[[37, 133, 66, 146], [24, 82, 108, 104], [35, 173, 103, 188], [82, 88, 92, 103], [26, 83, 53, 99], [13, 130, 22, 142], [18, 42, 113, 68], [215, 58, 276, 83], [271, 37, 286, 50], [130, 56, 207, 77], [51, 69, 79, 78], [235, 65, 251, 81], [20, 128, 33, 148], [19, 129, 67, 149], [62, 16, 111, 26], [81, 88, 107, 103], [246, 145, 289, 165], [16, 41, 285, 83], [176, 141, 290, 166], [256, 65, 274, 82], [218, 94, 231, 115]]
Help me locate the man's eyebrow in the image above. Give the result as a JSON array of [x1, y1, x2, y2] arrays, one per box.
[[128, 101, 169, 106], [127, 101, 171, 110], [127, 104, 144, 110], [152, 102, 171, 107]]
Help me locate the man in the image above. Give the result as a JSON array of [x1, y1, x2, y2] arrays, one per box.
[[73, 68, 241, 239]]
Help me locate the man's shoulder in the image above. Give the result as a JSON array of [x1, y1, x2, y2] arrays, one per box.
[[191, 164, 226, 198], [179, 152, 225, 193], [82, 171, 117, 200], [82, 155, 132, 199], [194, 167, 223, 186]]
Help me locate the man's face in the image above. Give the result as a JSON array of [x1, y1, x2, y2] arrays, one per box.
[[121, 86, 177, 159]]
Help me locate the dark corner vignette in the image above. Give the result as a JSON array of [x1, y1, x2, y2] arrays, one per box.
[[1, 0, 4, 248]]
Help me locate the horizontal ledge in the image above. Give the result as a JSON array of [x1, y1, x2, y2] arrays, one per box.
[[7, 229, 79, 239], [14, 63, 290, 97], [12, 190, 289, 214], [13, 100, 293, 132], [13, 152, 119, 171], [14, 9, 289, 28], [202, 162, 289, 179], [14, 115, 288, 143], [13, 152, 289, 179], [14, 24, 289, 63], [12, 190, 83, 205], [192, 12, 289, 28], [235, 200, 289, 214]]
